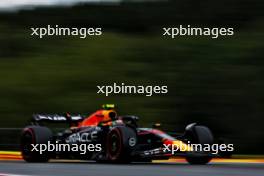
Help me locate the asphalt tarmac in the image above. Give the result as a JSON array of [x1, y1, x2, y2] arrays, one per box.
[[0, 160, 263, 176]]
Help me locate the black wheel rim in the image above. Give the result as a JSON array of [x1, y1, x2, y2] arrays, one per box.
[[109, 133, 120, 156]]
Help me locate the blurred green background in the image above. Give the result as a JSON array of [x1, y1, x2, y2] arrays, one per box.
[[0, 0, 264, 153]]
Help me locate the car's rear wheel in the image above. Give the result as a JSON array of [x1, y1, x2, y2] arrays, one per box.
[[185, 125, 214, 165], [106, 126, 137, 163], [21, 126, 53, 162]]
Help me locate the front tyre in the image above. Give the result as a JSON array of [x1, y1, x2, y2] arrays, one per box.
[[186, 154, 212, 165], [185, 125, 214, 165]]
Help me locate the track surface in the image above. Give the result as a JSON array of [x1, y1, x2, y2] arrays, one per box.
[[0, 160, 264, 176]]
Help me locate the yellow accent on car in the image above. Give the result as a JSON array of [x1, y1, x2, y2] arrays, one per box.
[[102, 104, 115, 109]]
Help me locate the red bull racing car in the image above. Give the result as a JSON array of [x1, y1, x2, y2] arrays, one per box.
[[20, 104, 230, 164]]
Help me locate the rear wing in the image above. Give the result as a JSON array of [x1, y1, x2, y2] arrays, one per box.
[[32, 114, 84, 123]]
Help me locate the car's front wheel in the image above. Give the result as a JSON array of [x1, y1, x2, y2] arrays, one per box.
[[185, 124, 214, 165]]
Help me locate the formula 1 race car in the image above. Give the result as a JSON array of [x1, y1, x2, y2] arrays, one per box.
[[20, 104, 228, 164]]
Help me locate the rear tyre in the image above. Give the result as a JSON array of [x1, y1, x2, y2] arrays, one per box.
[[106, 126, 137, 163], [20, 126, 53, 162], [185, 125, 214, 165]]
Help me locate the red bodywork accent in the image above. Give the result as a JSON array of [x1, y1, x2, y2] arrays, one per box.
[[138, 128, 174, 145]]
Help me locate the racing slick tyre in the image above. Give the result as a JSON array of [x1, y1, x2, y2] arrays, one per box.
[[20, 125, 53, 162], [185, 125, 214, 165], [106, 126, 137, 163]]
